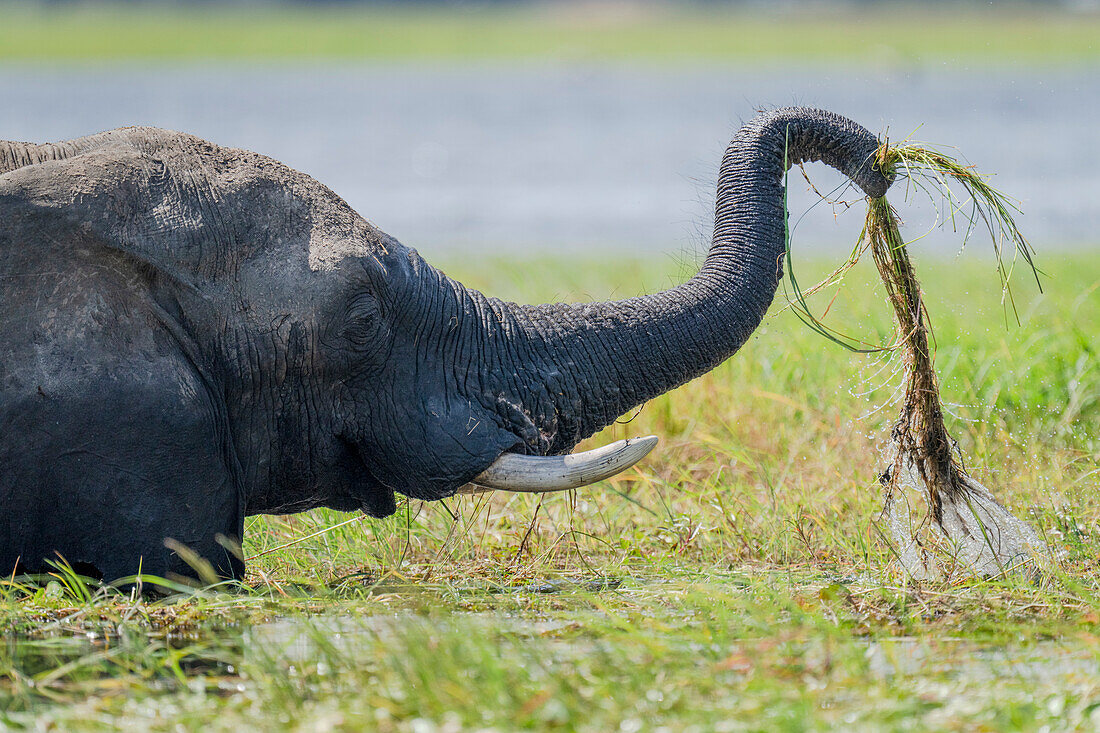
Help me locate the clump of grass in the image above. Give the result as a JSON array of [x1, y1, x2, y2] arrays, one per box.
[[786, 139, 1049, 579], [866, 194, 1044, 579]]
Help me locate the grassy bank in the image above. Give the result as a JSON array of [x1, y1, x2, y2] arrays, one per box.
[[0, 5, 1098, 64], [2, 252, 1098, 730]]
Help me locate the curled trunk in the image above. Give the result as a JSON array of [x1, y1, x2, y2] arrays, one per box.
[[505, 108, 894, 454]]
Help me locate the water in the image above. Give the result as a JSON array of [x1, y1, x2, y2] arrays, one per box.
[[884, 450, 1048, 580], [13, 604, 1094, 691], [1, 63, 1097, 258]]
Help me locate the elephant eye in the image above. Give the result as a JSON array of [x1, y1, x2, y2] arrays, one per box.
[[342, 294, 381, 346], [342, 315, 377, 345]]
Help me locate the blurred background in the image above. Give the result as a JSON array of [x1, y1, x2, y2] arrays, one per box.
[[0, 0, 1097, 260]]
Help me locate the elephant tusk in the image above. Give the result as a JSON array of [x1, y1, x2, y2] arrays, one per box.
[[460, 435, 659, 494]]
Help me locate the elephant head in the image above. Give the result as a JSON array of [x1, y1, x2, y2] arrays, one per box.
[[256, 106, 894, 517]]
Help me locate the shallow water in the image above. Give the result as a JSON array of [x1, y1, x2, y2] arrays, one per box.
[[10, 599, 1096, 684], [253, 613, 1100, 685], [1, 63, 1097, 258]]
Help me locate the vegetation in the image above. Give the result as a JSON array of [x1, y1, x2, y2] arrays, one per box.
[[2, 251, 1098, 730], [0, 4, 1098, 64]]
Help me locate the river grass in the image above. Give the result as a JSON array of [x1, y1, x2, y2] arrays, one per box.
[[2, 252, 1099, 730], [1, 5, 1099, 64]]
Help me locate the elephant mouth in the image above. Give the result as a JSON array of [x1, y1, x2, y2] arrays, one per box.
[[336, 436, 400, 516]]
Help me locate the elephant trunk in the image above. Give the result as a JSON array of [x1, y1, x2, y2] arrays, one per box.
[[507, 108, 893, 455]]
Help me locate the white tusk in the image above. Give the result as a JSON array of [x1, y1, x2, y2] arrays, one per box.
[[460, 435, 659, 494]]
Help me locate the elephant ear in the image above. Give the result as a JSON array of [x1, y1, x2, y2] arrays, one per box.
[[1, 138, 230, 284]]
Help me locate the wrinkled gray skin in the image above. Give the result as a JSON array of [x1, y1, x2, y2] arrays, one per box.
[[0, 108, 892, 582]]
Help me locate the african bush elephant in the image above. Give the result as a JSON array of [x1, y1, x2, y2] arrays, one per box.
[[0, 108, 892, 582]]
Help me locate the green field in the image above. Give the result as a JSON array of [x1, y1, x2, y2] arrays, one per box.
[[2, 249, 1098, 730], [0, 5, 1098, 63]]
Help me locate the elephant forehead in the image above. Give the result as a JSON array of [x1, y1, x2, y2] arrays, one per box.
[[306, 218, 387, 273], [276, 165, 395, 273]]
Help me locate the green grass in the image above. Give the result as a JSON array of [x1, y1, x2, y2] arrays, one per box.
[[0, 5, 1098, 64], [3, 252, 1099, 730]]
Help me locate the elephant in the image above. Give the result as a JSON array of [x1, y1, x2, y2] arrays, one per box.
[[0, 107, 892, 583]]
